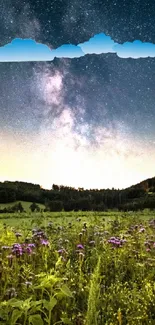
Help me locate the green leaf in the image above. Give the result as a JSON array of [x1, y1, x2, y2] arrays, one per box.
[[9, 300, 24, 309], [43, 297, 57, 311], [29, 314, 43, 325], [60, 285, 73, 298], [11, 309, 23, 325]]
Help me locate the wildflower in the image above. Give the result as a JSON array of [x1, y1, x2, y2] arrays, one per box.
[[28, 243, 35, 248], [32, 228, 37, 234], [25, 238, 31, 243], [41, 239, 49, 246], [79, 252, 85, 261], [103, 231, 109, 235], [26, 247, 32, 254], [48, 222, 53, 227], [57, 248, 67, 255], [79, 252, 85, 257], [57, 249, 64, 254], [78, 232, 83, 239], [94, 232, 100, 236], [89, 240, 95, 245], [1, 246, 11, 250], [108, 237, 124, 247], [7, 254, 14, 267], [15, 232, 22, 238], [6, 288, 17, 299], [12, 243, 23, 257], [25, 281, 32, 287], [77, 244, 84, 249], [7, 254, 13, 259], [139, 227, 145, 233], [58, 226, 63, 230]]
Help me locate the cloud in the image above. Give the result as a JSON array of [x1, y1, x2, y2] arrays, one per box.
[[0, 33, 155, 62], [1, 33, 155, 62], [0, 38, 53, 62], [0, 38, 84, 62], [79, 33, 117, 54], [113, 40, 155, 58], [52, 44, 84, 58]]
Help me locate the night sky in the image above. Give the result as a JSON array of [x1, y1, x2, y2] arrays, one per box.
[[0, 0, 155, 189]]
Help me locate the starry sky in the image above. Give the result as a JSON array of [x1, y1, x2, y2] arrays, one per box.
[[0, 0, 155, 190]]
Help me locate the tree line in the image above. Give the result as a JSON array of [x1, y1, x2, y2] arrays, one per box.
[[0, 178, 155, 212]]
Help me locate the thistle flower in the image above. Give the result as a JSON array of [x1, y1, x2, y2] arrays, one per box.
[[28, 243, 35, 248], [6, 288, 17, 298], [58, 226, 63, 230], [12, 243, 23, 256], [139, 227, 145, 233], [83, 222, 87, 228], [26, 247, 32, 254], [41, 239, 49, 246], [79, 252, 85, 261], [1, 246, 11, 250], [108, 237, 124, 247], [89, 240, 95, 245], [15, 232, 22, 238], [57, 249, 64, 254], [77, 244, 84, 249], [25, 281, 32, 287], [48, 222, 53, 227], [7, 254, 14, 267]]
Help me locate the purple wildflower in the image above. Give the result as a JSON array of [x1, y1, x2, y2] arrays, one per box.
[[26, 247, 32, 254], [58, 249, 64, 254], [77, 244, 84, 249], [28, 243, 35, 248], [108, 237, 125, 247], [12, 243, 23, 257], [41, 239, 49, 246], [57, 248, 67, 255]]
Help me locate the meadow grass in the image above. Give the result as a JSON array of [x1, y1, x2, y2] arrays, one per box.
[[0, 210, 155, 324], [0, 201, 45, 212]]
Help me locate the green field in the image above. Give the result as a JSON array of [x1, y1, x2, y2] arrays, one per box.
[[0, 201, 45, 212], [0, 210, 155, 324]]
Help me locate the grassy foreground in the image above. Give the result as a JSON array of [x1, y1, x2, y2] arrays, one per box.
[[0, 211, 155, 324]]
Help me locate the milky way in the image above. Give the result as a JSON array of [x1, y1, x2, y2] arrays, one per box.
[[0, 0, 155, 189]]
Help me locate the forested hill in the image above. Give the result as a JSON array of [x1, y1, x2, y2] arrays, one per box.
[[0, 177, 155, 212]]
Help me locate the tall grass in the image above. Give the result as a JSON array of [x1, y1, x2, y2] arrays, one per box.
[[86, 255, 101, 325]]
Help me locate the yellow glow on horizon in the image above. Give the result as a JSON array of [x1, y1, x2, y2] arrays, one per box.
[[0, 128, 155, 190]]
